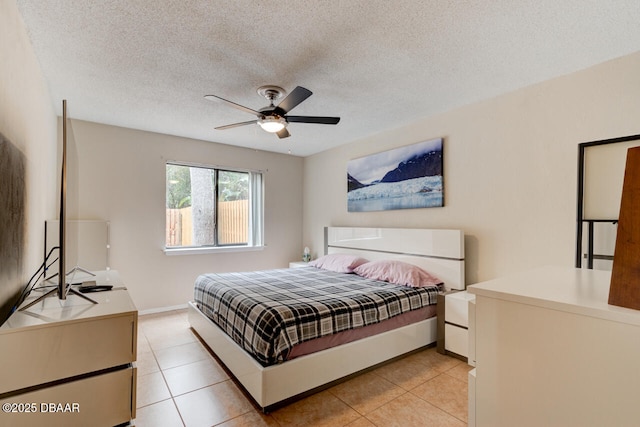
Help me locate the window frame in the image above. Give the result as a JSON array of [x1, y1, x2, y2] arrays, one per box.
[[164, 161, 264, 255]]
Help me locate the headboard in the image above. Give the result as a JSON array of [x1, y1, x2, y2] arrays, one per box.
[[324, 227, 466, 290]]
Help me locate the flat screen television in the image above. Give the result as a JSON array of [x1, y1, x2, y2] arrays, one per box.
[[56, 100, 97, 303], [58, 99, 68, 299], [16, 100, 98, 311]]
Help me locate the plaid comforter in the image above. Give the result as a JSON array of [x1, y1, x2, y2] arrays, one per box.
[[193, 267, 440, 366]]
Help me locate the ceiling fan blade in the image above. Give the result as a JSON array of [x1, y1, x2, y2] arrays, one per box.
[[286, 116, 340, 125], [204, 94, 261, 116], [276, 128, 290, 139], [276, 86, 312, 114], [215, 120, 257, 130]]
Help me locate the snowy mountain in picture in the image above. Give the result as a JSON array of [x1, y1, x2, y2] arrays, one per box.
[[347, 138, 443, 212]]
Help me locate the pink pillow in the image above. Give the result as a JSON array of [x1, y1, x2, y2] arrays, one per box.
[[353, 260, 443, 288], [309, 254, 369, 273]]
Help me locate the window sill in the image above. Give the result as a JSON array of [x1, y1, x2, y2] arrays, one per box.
[[164, 245, 265, 256]]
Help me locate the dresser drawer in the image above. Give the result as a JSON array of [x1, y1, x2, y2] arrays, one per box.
[[0, 313, 136, 393], [0, 366, 136, 427]]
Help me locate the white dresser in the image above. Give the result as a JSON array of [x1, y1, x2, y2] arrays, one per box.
[[468, 266, 640, 427], [0, 271, 137, 427]]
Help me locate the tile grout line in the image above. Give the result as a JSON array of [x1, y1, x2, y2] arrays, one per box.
[[140, 324, 187, 426]]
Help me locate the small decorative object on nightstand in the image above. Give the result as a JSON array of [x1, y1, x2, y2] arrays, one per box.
[[302, 246, 311, 263]]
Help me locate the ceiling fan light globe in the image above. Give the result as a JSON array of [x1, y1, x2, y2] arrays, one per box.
[[258, 116, 287, 133]]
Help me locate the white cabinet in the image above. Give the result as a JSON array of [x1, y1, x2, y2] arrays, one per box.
[[468, 266, 640, 427], [0, 272, 137, 427]]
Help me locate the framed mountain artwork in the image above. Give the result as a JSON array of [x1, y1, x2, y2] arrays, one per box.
[[347, 138, 443, 212]]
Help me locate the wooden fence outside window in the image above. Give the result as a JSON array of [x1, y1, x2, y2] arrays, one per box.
[[166, 200, 248, 246]]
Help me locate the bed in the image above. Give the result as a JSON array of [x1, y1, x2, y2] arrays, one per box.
[[188, 226, 465, 411]]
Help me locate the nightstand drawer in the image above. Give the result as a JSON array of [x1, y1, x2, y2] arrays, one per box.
[[444, 290, 474, 327], [445, 323, 468, 357]]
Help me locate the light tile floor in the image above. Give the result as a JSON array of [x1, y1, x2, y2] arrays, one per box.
[[135, 309, 471, 427]]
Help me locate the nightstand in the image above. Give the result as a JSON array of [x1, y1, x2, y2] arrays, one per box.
[[289, 261, 310, 268], [437, 290, 475, 361]]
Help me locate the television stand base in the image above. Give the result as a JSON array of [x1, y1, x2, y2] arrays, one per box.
[[19, 285, 98, 311]]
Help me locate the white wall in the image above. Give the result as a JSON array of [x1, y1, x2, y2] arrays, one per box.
[[0, 0, 57, 320], [67, 120, 304, 311], [303, 52, 640, 285]]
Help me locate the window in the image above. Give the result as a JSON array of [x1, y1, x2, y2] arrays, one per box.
[[165, 162, 263, 252]]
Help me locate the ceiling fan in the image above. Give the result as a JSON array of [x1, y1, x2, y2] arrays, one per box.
[[204, 85, 340, 139]]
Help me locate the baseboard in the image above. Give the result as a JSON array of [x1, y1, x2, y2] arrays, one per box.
[[138, 303, 188, 315]]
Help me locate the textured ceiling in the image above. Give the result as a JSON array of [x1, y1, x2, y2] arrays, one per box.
[[14, 0, 640, 156]]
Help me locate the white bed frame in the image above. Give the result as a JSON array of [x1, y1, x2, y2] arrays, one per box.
[[188, 226, 465, 411]]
